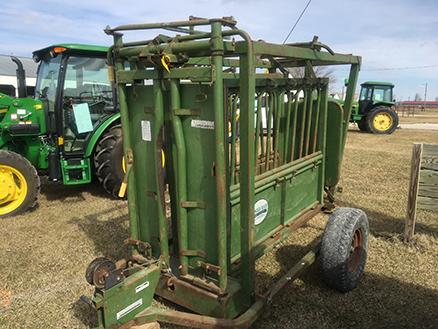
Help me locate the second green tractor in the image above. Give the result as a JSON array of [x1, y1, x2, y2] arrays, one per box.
[[350, 81, 399, 134]]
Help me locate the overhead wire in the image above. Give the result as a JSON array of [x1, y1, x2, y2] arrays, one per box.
[[282, 0, 312, 44]]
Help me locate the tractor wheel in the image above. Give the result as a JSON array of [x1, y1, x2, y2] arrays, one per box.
[[367, 106, 398, 134], [94, 124, 125, 197], [319, 207, 369, 292], [0, 150, 40, 218], [357, 119, 369, 132]]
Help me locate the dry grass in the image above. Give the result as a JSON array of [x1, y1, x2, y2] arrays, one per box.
[[1, 128, 437, 329]]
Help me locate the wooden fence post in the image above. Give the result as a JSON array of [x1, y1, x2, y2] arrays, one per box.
[[404, 143, 423, 242]]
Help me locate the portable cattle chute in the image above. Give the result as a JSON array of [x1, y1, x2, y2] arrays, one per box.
[[81, 17, 368, 328]]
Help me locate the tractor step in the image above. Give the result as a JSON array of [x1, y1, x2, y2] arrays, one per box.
[[60, 157, 92, 185]]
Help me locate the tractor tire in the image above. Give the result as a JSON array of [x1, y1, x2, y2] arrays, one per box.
[[0, 150, 40, 218], [357, 119, 369, 132], [319, 207, 369, 292], [94, 124, 125, 197], [366, 106, 398, 134]]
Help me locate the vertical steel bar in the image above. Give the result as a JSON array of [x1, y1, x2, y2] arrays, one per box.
[[259, 93, 266, 160], [239, 34, 256, 303], [153, 79, 170, 262], [283, 91, 292, 164], [211, 22, 228, 292], [113, 35, 140, 245], [169, 79, 189, 275], [230, 95, 238, 184], [290, 90, 300, 162], [312, 88, 321, 153], [273, 92, 281, 168], [299, 88, 308, 158], [264, 92, 273, 172], [304, 88, 314, 156], [317, 84, 329, 203], [254, 94, 262, 170]]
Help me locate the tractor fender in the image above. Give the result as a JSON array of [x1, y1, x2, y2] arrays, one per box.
[[84, 113, 121, 158], [371, 101, 395, 109]]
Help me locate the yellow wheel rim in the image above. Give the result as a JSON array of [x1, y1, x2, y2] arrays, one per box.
[[0, 165, 28, 216], [373, 112, 393, 132]]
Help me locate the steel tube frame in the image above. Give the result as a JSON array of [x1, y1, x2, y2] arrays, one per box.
[[169, 79, 189, 275], [211, 21, 228, 292]]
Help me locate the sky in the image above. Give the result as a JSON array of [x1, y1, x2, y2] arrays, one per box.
[[1, 0, 438, 100]]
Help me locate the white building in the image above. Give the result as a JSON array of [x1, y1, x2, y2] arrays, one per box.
[[0, 55, 38, 97]]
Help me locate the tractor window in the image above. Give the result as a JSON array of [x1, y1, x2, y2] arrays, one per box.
[[35, 56, 62, 112], [359, 86, 372, 101], [62, 56, 112, 153], [373, 87, 392, 102]]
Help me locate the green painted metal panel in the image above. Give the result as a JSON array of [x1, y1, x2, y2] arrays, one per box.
[[95, 265, 160, 327], [125, 85, 161, 254], [325, 101, 344, 189]]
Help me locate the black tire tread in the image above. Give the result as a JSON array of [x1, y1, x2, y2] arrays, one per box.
[[357, 119, 369, 132], [319, 207, 369, 292], [0, 150, 40, 218], [93, 124, 124, 197]]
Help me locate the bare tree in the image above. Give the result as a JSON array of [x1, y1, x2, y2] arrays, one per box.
[[287, 66, 337, 85], [288, 66, 337, 93]]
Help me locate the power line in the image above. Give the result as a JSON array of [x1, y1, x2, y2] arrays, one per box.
[[282, 0, 312, 44], [336, 64, 438, 72], [363, 64, 438, 71]]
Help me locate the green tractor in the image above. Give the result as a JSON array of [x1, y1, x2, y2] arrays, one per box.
[[0, 44, 124, 218], [350, 81, 399, 134]]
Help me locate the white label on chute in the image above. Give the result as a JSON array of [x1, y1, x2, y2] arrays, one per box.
[[191, 119, 215, 130], [141, 120, 151, 141], [254, 199, 268, 225], [116, 298, 143, 320]]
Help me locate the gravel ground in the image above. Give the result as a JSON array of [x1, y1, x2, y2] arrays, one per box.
[[0, 128, 437, 329]]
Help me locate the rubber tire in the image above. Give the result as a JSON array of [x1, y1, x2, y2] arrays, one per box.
[[94, 125, 124, 197], [0, 150, 40, 218], [366, 106, 398, 134], [357, 119, 369, 132], [319, 207, 369, 292]]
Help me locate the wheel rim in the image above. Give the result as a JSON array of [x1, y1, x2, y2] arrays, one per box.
[[0, 165, 28, 216], [373, 112, 393, 132], [347, 228, 363, 272]]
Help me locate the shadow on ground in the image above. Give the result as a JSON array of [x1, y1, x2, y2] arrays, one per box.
[[69, 206, 130, 260], [253, 241, 438, 329], [40, 177, 110, 202], [338, 201, 437, 239]]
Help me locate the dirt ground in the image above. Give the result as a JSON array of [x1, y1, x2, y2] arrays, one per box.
[[1, 127, 437, 328]]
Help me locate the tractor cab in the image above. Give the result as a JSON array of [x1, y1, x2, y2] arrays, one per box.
[[358, 81, 394, 114], [0, 44, 124, 217], [33, 45, 114, 154], [31, 44, 119, 184]]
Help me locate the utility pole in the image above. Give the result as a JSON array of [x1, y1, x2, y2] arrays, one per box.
[[424, 82, 428, 102], [423, 82, 428, 111]]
